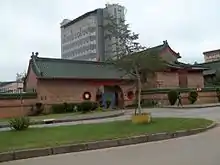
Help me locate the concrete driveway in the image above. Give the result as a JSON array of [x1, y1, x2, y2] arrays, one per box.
[[1, 107, 220, 165]]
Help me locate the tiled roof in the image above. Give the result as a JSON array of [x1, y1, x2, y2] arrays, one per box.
[[29, 41, 206, 80], [198, 60, 220, 69], [197, 60, 220, 75], [30, 56, 134, 80], [141, 40, 181, 58]]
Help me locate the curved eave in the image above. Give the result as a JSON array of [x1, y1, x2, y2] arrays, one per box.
[[166, 45, 181, 58], [203, 69, 216, 76]]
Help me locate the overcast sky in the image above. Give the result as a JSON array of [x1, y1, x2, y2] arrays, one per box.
[[0, 0, 220, 81]]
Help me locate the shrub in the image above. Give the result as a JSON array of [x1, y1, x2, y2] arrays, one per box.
[[167, 90, 178, 105], [188, 91, 198, 104], [216, 88, 220, 102], [142, 99, 158, 107], [51, 103, 79, 114], [51, 104, 66, 114], [35, 102, 44, 114], [28, 102, 44, 116], [96, 105, 103, 112], [78, 101, 97, 113], [63, 102, 76, 113], [9, 117, 30, 131], [106, 100, 111, 108], [126, 99, 158, 108]]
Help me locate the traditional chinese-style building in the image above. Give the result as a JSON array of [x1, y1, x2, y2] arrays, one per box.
[[25, 54, 136, 108], [24, 41, 207, 108], [140, 41, 207, 89]]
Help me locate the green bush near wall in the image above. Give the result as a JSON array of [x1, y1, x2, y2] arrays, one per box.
[[141, 87, 219, 94], [0, 92, 37, 99]]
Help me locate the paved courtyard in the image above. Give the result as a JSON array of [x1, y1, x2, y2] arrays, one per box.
[[1, 107, 220, 165]]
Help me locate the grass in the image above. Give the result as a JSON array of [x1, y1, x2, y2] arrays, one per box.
[[0, 118, 212, 153]]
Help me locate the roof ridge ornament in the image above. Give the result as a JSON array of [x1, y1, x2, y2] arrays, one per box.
[[31, 52, 39, 59], [163, 40, 168, 45], [31, 52, 42, 76]]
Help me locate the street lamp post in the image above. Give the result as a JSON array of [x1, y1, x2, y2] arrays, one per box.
[[156, 80, 163, 106]]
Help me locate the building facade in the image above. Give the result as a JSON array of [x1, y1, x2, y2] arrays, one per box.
[[203, 49, 220, 63], [0, 81, 23, 93], [60, 4, 125, 61]]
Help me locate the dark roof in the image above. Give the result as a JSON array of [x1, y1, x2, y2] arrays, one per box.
[[30, 56, 134, 80], [197, 60, 220, 75], [198, 60, 220, 69], [164, 61, 207, 71], [203, 49, 220, 55], [61, 9, 99, 28], [144, 40, 181, 58]]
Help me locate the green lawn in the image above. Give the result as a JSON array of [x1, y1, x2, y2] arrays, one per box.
[[0, 118, 212, 152]]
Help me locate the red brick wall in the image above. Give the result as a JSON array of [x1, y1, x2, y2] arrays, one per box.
[[0, 99, 37, 118], [156, 72, 179, 88], [152, 71, 204, 89], [187, 72, 204, 88], [37, 79, 136, 106], [26, 67, 38, 92]]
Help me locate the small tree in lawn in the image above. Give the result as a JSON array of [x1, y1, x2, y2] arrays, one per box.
[[115, 50, 165, 115], [105, 14, 165, 115]]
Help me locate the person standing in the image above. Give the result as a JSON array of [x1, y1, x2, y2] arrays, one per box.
[[177, 92, 182, 107]]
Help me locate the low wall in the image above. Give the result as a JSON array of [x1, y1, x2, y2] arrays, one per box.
[[142, 87, 219, 105], [0, 98, 37, 118]]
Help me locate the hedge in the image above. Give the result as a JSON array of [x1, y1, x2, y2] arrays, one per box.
[[141, 87, 219, 94], [0, 92, 37, 99]]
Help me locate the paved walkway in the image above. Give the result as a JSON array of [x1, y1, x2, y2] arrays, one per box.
[[2, 107, 220, 165], [163, 103, 220, 108]]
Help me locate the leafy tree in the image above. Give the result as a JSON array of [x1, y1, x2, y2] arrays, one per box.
[[104, 9, 165, 115], [16, 72, 27, 92], [104, 13, 141, 60], [115, 50, 165, 115]]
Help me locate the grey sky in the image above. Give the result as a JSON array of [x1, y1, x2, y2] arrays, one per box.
[[0, 0, 220, 81]]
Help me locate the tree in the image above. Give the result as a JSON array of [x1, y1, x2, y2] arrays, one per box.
[[115, 50, 165, 115], [104, 13, 141, 60], [105, 13, 165, 115], [16, 72, 27, 92]]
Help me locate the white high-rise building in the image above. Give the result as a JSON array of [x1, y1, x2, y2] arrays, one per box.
[[60, 4, 125, 61]]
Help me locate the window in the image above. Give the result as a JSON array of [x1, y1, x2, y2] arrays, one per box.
[[114, 8, 117, 16]]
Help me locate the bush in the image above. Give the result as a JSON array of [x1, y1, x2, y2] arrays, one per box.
[[167, 90, 178, 105], [188, 91, 198, 104], [51, 102, 98, 114], [142, 99, 158, 107], [106, 100, 111, 108], [51, 103, 79, 114], [78, 101, 97, 113], [126, 99, 158, 108], [216, 88, 220, 102], [9, 117, 30, 131], [51, 104, 66, 114], [28, 102, 44, 116]]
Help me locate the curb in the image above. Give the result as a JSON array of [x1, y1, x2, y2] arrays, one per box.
[[163, 104, 220, 109], [0, 122, 216, 163], [0, 112, 125, 129]]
